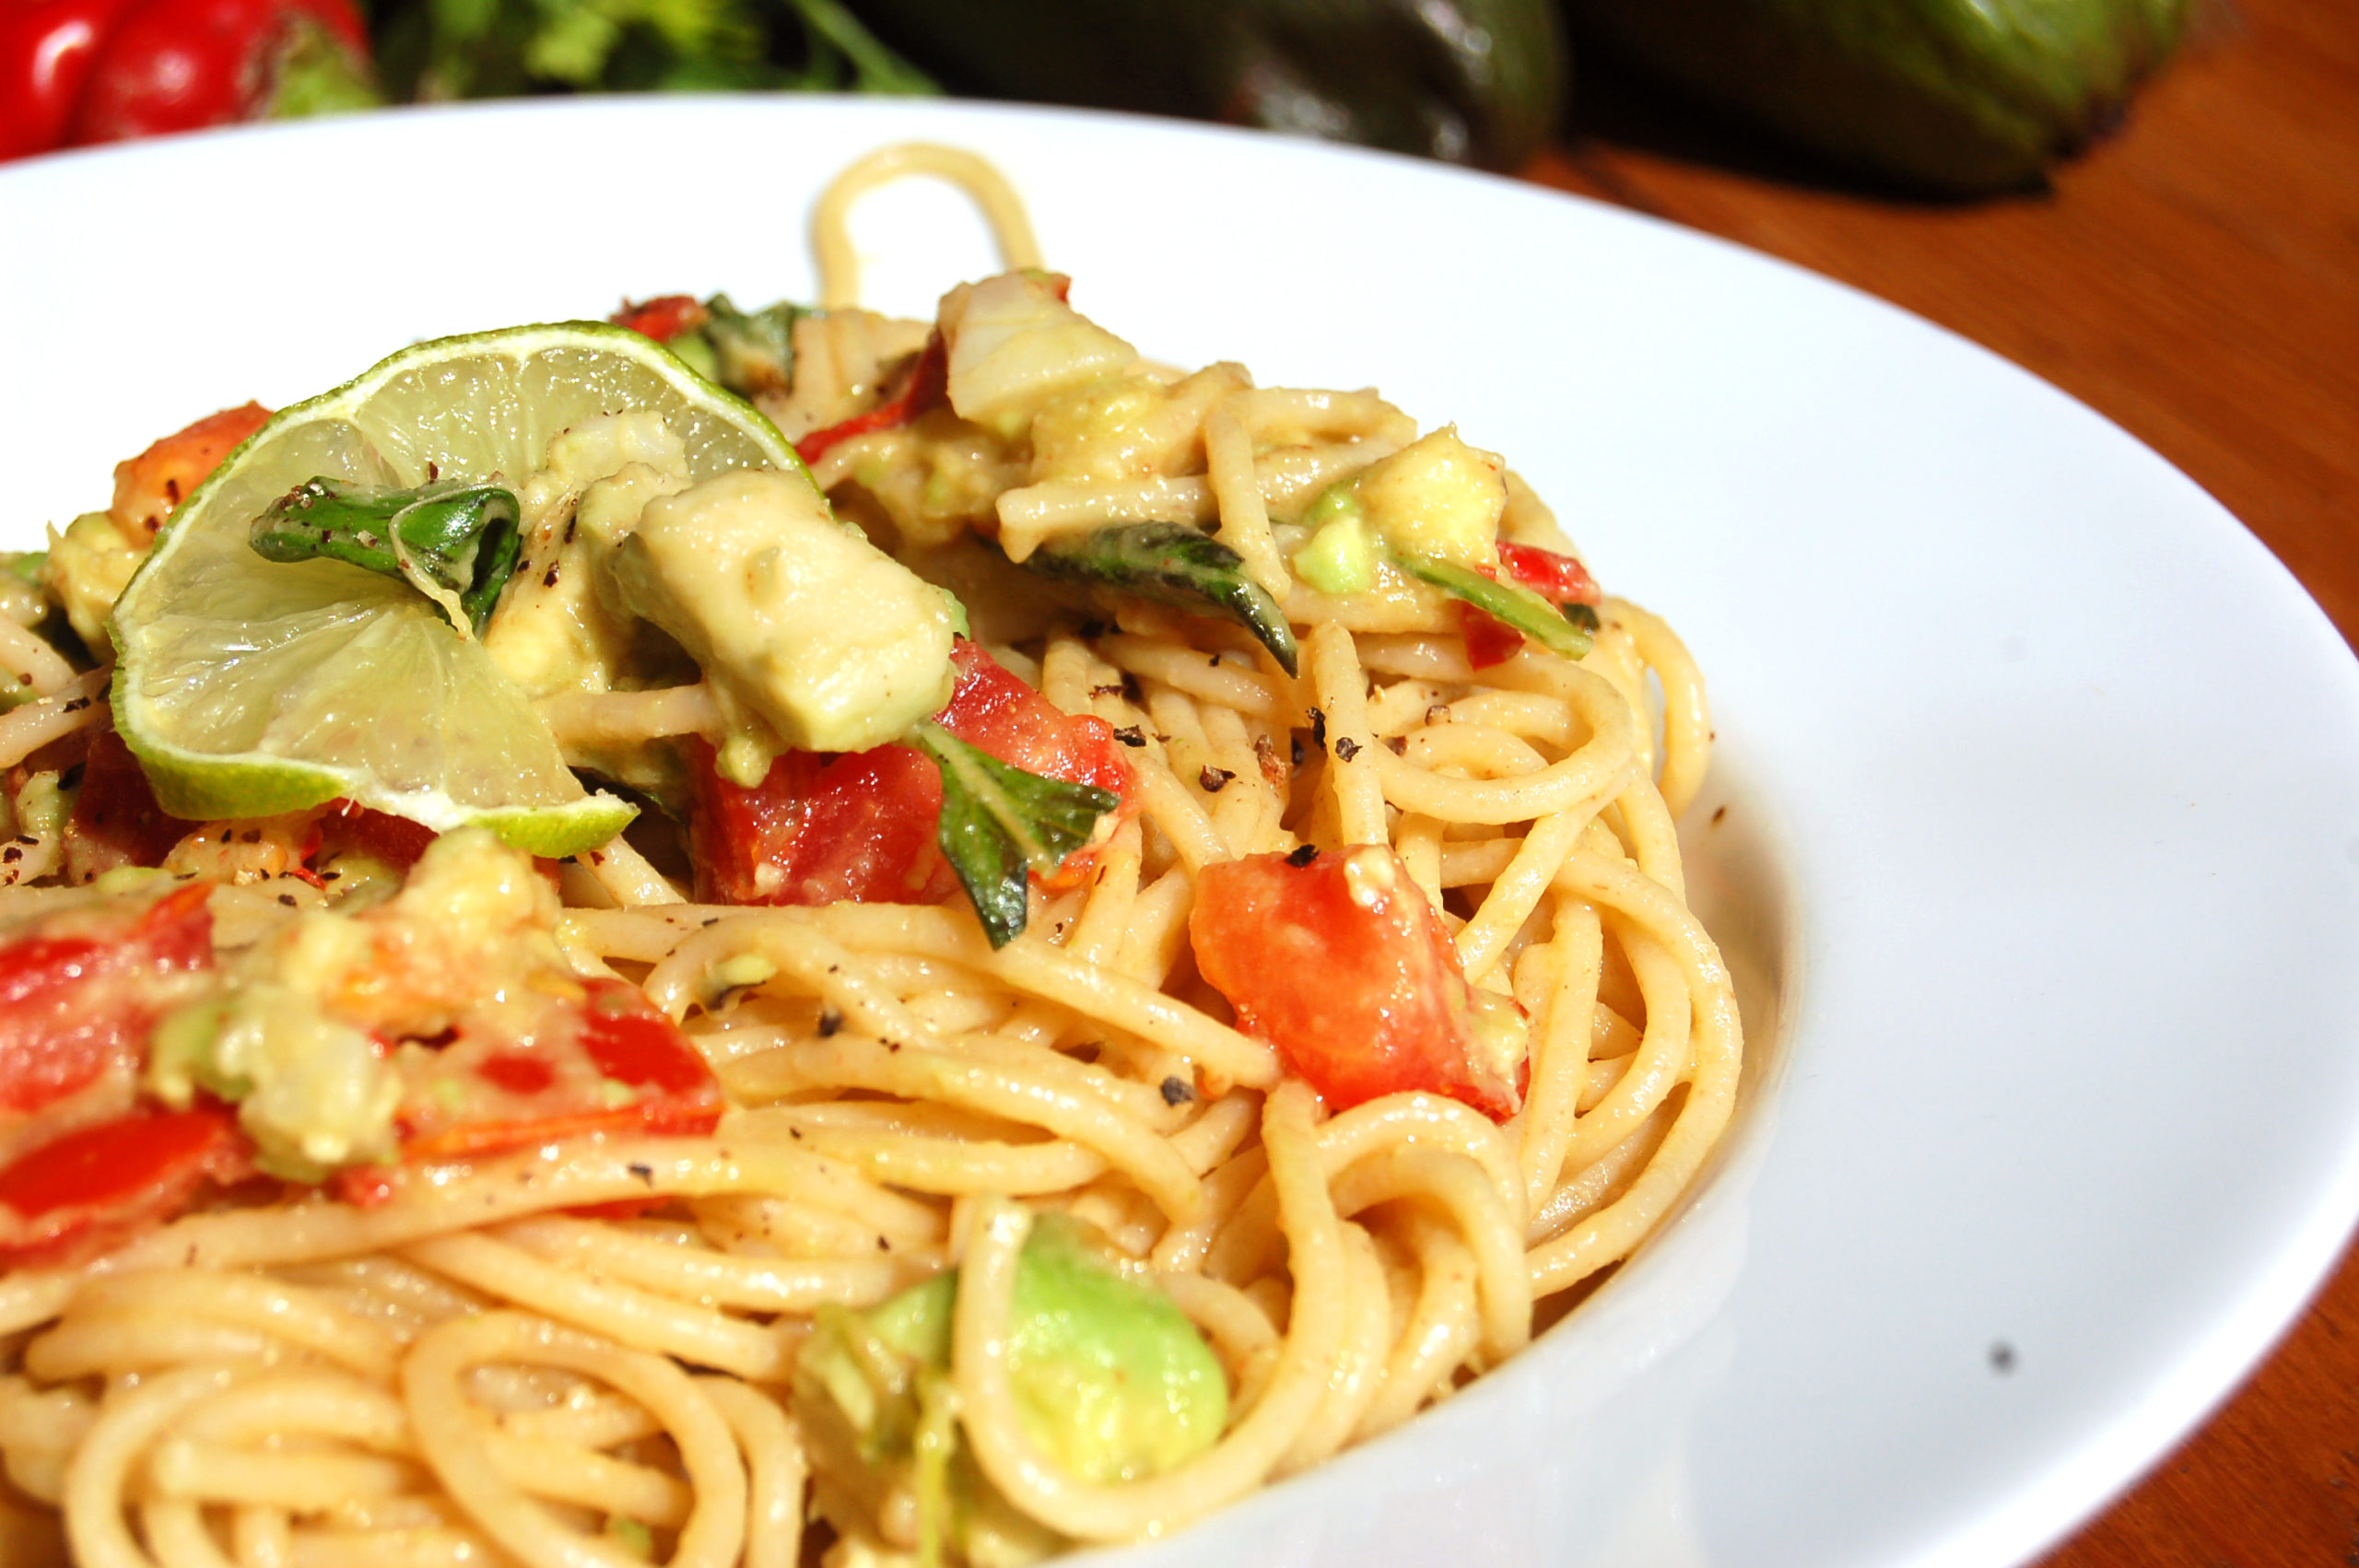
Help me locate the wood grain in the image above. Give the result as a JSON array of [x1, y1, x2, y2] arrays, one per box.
[[1517, 0, 2359, 1559]]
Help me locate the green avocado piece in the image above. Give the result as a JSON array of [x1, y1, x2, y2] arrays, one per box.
[[802, 1215, 1226, 1486], [999, 1213, 1227, 1483], [1567, 0, 2188, 193], [845, 0, 1567, 171]]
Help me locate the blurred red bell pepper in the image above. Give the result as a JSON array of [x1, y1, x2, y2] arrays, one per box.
[[3, 0, 377, 163], [0, 0, 133, 159]]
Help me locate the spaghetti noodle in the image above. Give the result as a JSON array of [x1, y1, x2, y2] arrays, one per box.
[[0, 145, 1743, 1566]]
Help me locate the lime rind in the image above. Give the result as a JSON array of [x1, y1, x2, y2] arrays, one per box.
[[132, 748, 347, 823], [110, 322, 804, 852], [467, 797, 643, 860]]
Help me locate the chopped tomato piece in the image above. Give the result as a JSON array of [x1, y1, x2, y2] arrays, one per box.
[[475, 1050, 556, 1095], [933, 639, 1135, 893], [689, 639, 1134, 906], [330, 1165, 395, 1208], [314, 798, 439, 874], [1189, 846, 1519, 1120], [1497, 542, 1602, 607], [794, 331, 947, 466], [690, 743, 960, 907], [394, 978, 722, 1164], [577, 978, 727, 1104], [65, 724, 186, 873], [0, 881, 211, 1116], [0, 1103, 247, 1268], [1460, 544, 1604, 670], [110, 401, 271, 538], [1458, 600, 1526, 670], [935, 640, 1133, 801], [612, 294, 710, 344]]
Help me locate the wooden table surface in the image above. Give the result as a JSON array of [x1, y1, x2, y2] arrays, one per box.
[[1520, 3, 2359, 1562]]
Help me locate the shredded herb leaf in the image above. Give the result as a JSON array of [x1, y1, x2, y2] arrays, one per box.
[[1397, 554, 1596, 660], [250, 476, 522, 637], [1024, 523, 1298, 675], [672, 293, 804, 400], [910, 721, 1120, 949]]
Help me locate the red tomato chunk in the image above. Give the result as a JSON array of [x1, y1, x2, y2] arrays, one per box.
[[1189, 847, 1520, 1120], [690, 639, 1133, 907], [611, 294, 710, 344], [394, 978, 722, 1164], [794, 332, 948, 466], [0, 880, 211, 1115], [1498, 542, 1602, 607], [65, 725, 186, 874], [0, 1104, 246, 1268], [1461, 543, 1604, 671]]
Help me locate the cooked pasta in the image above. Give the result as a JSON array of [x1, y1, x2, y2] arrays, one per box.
[[0, 145, 1743, 1567]]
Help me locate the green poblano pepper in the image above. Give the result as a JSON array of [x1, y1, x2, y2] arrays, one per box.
[[1567, 0, 2188, 194], [840, 0, 1567, 171]]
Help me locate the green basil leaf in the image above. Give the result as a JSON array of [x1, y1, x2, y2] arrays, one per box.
[[1024, 523, 1297, 675], [910, 721, 1120, 949], [250, 476, 523, 637], [700, 293, 804, 400], [1397, 554, 1596, 660]]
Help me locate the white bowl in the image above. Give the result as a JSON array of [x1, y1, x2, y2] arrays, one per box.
[[6, 94, 2357, 1568]]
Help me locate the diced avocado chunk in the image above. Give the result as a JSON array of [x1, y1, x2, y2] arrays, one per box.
[[588, 468, 959, 775], [8, 772, 65, 844], [1003, 1215, 1226, 1483], [44, 510, 144, 656], [147, 963, 401, 1183], [1349, 427, 1508, 569], [487, 411, 693, 704], [143, 829, 556, 1183], [939, 273, 1139, 439], [1293, 488, 1379, 595], [797, 1214, 1226, 1559]]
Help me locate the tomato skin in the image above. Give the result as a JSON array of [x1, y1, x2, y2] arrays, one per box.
[[109, 401, 271, 538], [933, 640, 1134, 891], [0, 881, 211, 1117], [577, 978, 721, 1099], [0, 885, 231, 1263], [936, 641, 1132, 795], [793, 331, 948, 466], [65, 724, 187, 874], [1460, 543, 1604, 670], [1458, 600, 1526, 670], [1189, 848, 1518, 1120], [314, 798, 438, 874], [0, 1102, 246, 1268], [393, 979, 722, 1165], [0, 0, 137, 160], [64, 0, 367, 146], [611, 295, 710, 344], [1497, 542, 1602, 607], [689, 639, 1133, 906], [690, 743, 959, 907]]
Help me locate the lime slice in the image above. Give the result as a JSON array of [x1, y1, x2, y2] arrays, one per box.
[[109, 322, 802, 857]]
